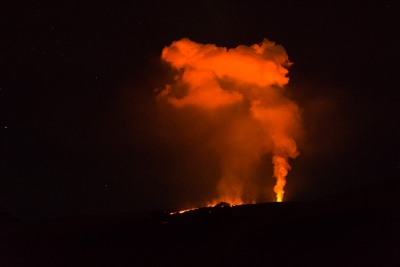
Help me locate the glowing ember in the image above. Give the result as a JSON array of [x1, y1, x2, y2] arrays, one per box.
[[159, 38, 301, 203]]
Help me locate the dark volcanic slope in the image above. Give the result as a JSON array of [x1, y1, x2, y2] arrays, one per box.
[[1, 180, 400, 267]]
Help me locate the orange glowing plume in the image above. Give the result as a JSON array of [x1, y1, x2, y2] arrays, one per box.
[[159, 38, 301, 203]]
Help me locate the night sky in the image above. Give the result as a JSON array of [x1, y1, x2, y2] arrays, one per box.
[[2, 1, 399, 219]]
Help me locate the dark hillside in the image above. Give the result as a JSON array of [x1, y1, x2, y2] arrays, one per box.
[[1, 180, 399, 266]]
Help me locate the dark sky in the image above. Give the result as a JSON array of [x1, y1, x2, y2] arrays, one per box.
[[1, 1, 399, 219]]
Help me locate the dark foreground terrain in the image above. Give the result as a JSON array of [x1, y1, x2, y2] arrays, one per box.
[[1, 180, 400, 267]]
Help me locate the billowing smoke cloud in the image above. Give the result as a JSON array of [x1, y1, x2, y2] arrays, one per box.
[[158, 38, 301, 204]]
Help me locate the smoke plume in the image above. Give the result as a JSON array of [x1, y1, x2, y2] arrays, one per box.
[[158, 38, 301, 203]]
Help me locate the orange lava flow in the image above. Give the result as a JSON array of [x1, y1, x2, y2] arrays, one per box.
[[169, 208, 196, 215]]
